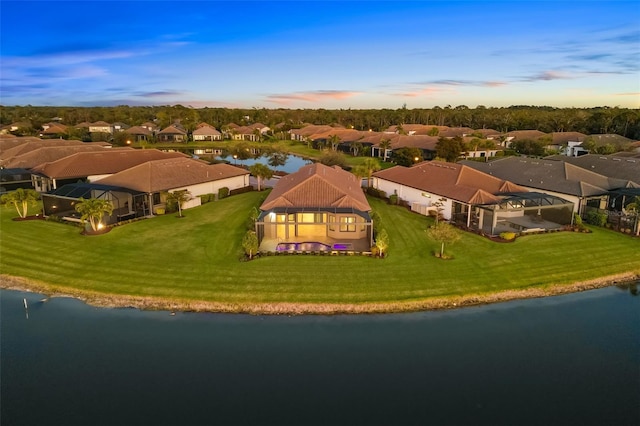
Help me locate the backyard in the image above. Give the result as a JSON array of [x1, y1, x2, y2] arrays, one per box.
[[1, 191, 638, 313]]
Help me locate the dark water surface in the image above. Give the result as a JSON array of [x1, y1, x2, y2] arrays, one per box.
[[1, 286, 639, 426]]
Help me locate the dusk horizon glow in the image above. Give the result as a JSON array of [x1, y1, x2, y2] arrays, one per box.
[[1, 1, 639, 109]]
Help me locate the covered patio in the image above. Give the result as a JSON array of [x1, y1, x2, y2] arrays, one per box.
[[256, 206, 373, 253], [41, 183, 149, 224], [473, 192, 574, 236]]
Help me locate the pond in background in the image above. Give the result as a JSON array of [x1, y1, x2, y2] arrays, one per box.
[[1, 285, 638, 426], [216, 154, 313, 174]]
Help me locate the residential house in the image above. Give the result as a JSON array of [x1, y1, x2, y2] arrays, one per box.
[[459, 156, 639, 216], [372, 160, 573, 236], [192, 123, 222, 141], [89, 121, 114, 134], [1, 145, 121, 169], [94, 157, 250, 216], [140, 122, 159, 133], [40, 123, 68, 139], [157, 124, 187, 142], [30, 149, 188, 192], [125, 126, 153, 142], [256, 163, 373, 252]]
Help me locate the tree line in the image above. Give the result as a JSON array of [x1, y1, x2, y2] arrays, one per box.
[[1, 104, 639, 140]]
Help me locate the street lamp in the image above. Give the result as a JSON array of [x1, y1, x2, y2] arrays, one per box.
[[233, 154, 238, 165]]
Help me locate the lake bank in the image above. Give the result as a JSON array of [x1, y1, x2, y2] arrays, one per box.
[[2, 272, 637, 315]]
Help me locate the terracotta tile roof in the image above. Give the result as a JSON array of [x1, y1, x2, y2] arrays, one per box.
[[2, 145, 129, 169], [90, 121, 112, 127], [158, 124, 187, 135], [311, 129, 368, 141], [125, 126, 153, 136], [96, 158, 249, 193], [459, 157, 638, 196], [261, 163, 370, 212], [506, 130, 548, 140], [41, 124, 68, 134], [1, 139, 86, 160], [192, 125, 221, 136], [31, 149, 188, 179], [373, 160, 527, 204], [290, 125, 344, 137]]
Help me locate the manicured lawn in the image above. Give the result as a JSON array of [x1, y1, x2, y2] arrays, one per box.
[[1, 192, 639, 309]]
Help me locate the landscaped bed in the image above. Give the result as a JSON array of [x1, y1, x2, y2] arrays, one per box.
[[1, 192, 639, 314]]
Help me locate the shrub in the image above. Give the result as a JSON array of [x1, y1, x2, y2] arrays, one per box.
[[499, 232, 516, 241], [366, 187, 386, 199], [584, 210, 607, 227], [389, 194, 398, 205], [218, 187, 230, 199]]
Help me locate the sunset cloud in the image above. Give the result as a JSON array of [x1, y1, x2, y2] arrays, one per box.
[[265, 90, 359, 105]]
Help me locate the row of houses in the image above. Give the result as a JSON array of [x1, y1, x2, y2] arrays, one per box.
[[0, 135, 251, 225], [2, 134, 639, 251]]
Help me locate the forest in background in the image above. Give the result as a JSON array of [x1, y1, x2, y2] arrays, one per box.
[[1, 105, 639, 140]]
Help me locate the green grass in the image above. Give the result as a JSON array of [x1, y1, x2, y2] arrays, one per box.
[[1, 193, 639, 309]]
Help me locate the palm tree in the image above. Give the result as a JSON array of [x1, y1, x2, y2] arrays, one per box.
[[0, 188, 40, 218], [328, 134, 341, 151], [378, 139, 392, 162], [624, 196, 640, 236], [165, 190, 192, 218], [75, 197, 114, 232], [361, 157, 381, 188], [249, 163, 273, 191]]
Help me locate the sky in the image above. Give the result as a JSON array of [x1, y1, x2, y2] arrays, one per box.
[[1, 1, 639, 109]]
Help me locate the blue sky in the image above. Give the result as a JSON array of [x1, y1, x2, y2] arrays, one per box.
[[1, 1, 638, 108]]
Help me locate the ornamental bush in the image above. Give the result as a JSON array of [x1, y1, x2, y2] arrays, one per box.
[[584, 210, 607, 227], [218, 187, 230, 199], [499, 232, 516, 241]]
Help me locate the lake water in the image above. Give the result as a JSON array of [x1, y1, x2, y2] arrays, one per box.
[[217, 155, 312, 174], [1, 286, 638, 426]]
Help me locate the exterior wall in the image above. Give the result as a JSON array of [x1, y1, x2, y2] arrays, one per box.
[[169, 175, 249, 199], [260, 211, 369, 242], [373, 177, 454, 220], [89, 126, 113, 133]]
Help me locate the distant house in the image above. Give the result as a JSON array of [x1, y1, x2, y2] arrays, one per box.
[[125, 126, 153, 142], [40, 123, 68, 139], [140, 122, 159, 133], [192, 123, 222, 141], [373, 161, 574, 236], [157, 124, 187, 142], [1, 145, 119, 169], [256, 163, 373, 252], [89, 121, 114, 134], [95, 157, 250, 215]]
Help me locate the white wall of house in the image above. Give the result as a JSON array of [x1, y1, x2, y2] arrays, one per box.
[[373, 177, 454, 220], [169, 175, 249, 201]]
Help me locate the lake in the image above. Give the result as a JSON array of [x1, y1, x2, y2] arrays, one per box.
[[1, 286, 638, 426]]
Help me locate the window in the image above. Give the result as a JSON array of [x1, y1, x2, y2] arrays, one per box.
[[339, 216, 356, 232], [328, 215, 335, 231]]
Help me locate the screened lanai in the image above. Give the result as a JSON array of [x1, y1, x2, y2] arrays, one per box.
[[41, 183, 148, 224], [472, 192, 574, 236]]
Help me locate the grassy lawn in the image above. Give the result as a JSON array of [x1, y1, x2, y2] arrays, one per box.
[[1, 192, 639, 311]]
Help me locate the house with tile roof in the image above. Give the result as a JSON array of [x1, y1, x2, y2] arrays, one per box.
[[372, 161, 574, 235], [256, 163, 373, 252], [192, 123, 222, 141], [125, 126, 153, 142], [1, 145, 123, 169], [459, 156, 639, 216], [95, 157, 250, 215], [89, 121, 114, 134], [30, 149, 188, 192], [157, 124, 187, 142]]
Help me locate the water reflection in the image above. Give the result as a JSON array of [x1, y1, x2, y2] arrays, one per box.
[[1, 286, 639, 426]]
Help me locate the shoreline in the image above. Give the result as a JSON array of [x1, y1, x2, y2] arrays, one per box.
[[1, 273, 638, 315]]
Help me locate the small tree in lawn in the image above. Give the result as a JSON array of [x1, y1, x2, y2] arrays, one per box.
[[249, 163, 273, 191], [375, 228, 389, 258], [166, 190, 192, 218], [242, 230, 259, 260], [75, 197, 114, 232], [426, 222, 461, 259], [1, 188, 40, 218]]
